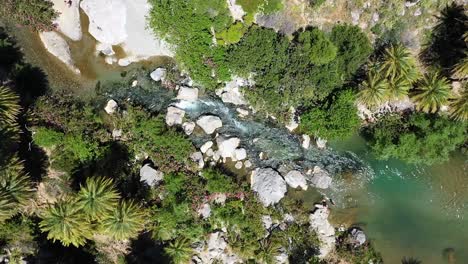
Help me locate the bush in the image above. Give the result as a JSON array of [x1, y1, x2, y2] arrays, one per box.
[[202, 169, 236, 194], [1, 0, 58, 31], [362, 113, 467, 165], [297, 28, 337, 66], [33, 127, 64, 148], [300, 90, 361, 140]]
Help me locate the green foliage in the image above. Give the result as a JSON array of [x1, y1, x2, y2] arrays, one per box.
[[363, 113, 467, 165], [449, 84, 468, 121], [217, 22, 247, 45], [62, 134, 100, 163], [202, 169, 236, 194], [164, 237, 193, 264], [33, 127, 64, 148], [100, 200, 146, 241], [411, 72, 451, 113], [300, 90, 361, 140], [237, 0, 283, 15], [0, 86, 21, 126], [1, 0, 58, 31], [0, 217, 37, 258], [39, 198, 93, 247], [380, 44, 419, 83], [0, 158, 33, 222], [298, 28, 337, 66], [357, 69, 388, 108], [77, 177, 120, 220]]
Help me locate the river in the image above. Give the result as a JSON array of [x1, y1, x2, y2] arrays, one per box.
[[8, 20, 468, 263]]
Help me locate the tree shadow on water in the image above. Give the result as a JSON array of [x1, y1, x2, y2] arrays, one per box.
[[420, 3, 467, 76]]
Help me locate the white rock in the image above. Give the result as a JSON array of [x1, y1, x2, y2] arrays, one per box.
[[196, 115, 223, 134], [51, 0, 82, 41], [200, 141, 214, 153], [206, 148, 214, 157], [39, 32, 80, 74], [182, 122, 196, 135], [244, 160, 252, 168], [350, 228, 367, 246], [309, 205, 335, 258], [198, 203, 211, 219], [351, 10, 361, 25], [302, 134, 311, 149], [191, 152, 205, 169], [96, 42, 115, 56], [216, 77, 247, 105], [236, 108, 249, 117], [165, 107, 185, 126], [104, 56, 118, 65], [216, 137, 240, 159], [177, 87, 199, 102], [104, 99, 118, 114], [139, 164, 164, 187], [235, 161, 243, 170], [233, 148, 247, 161], [117, 58, 132, 67], [81, 0, 127, 45], [131, 80, 138, 87], [285, 107, 299, 132], [251, 168, 287, 206], [316, 138, 327, 149], [262, 215, 273, 230], [310, 166, 332, 189], [112, 129, 122, 139], [284, 170, 308, 190], [150, 68, 167, 82], [226, 0, 246, 21]]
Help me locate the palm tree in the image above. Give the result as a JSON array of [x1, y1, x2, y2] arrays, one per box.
[[100, 200, 146, 240], [385, 76, 412, 100], [452, 54, 468, 80], [380, 44, 419, 82], [76, 177, 120, 220], [0, 157, 33, 222], [411, 72, 451, 113], [358, 70, 388, 108], [164, 237, 193, 264], [401, 257, 422, 264], [0, 86, 21, 126], [450, 85, 468, 121], [256, 239, 282, 264], [39, 197, 93, 247]]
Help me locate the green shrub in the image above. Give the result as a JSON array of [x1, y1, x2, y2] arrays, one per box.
[[217, 22, 247, 45], [33, 127, 64, 148], [1, 0, 58, 31], [202, 169, 236, 194], [297, 28, 337, 65], [300, 90, 361, 140]]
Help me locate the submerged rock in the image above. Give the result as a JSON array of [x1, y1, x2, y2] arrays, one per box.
[[196, 115, 223, 134], [39, 32, 80, 74], [284, 170, 308, 190], [251, 168, 287, 206], [104, 99, 118, 114], [309, 204, 335, 258], [166, 107, 185, 126], [310, 166, 332, 189], [139, 164, 164, 187]]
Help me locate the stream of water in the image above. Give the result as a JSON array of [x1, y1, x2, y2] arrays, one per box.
[[8, 22, 468, 263]]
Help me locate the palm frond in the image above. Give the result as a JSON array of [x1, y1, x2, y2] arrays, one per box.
[[76, 177, 120, 220], [357, 70, 388, 108], [411, 72, 451, 113], [0, 86, 21, 126], [380, 44, 419, 82], [385, 76, 412, 101], [450, 85, 468, 121], [100, 200, 145, 241], [164, 237, 193, 264]]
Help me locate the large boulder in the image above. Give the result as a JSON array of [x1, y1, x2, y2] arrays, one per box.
[[50, 0, 82, 41], [309, 166, 332, 189], [39, 32, 80, 74], [177, 87, 199, 102], [139, 164, 164, 187], [196, 115, 222, 134], [251, 168, 287, 206], [166, 107, 185, 126], [309, 204, 335, 258], [284, 170, 308, 190], [216, 77, 247, 105], [216, 137, 240, 160]]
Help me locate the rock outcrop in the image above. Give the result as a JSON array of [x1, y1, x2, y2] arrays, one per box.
[[39, 32, 80, 74], [251, 168, 287, 206], [309, 204, 335, 258], [51, 0, 82, 41], [193, 232, 242, 264], [216, 77, 248, 105], [196, 115, 223, 134]]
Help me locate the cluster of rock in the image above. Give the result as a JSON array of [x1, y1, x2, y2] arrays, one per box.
[[39, 0, 173, 73], [356, 97, 415, 123], [309, 204, 336, 258], [192, 232, 243, 264]]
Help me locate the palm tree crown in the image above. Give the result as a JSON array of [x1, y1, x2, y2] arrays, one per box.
[[358, 70, 388, 108], [164, 237, 193, 264], [77, 177, 120, 220], [0, 86, 21, 126], [39, 198, 93, 247], [100, 200, 145, 241], [411, 72, 451, 113], [385, 76, 412, 100], [450, 84, 468, 121], [381, 44, 419, 82]]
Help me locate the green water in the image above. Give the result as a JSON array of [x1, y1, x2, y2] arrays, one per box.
[[331, 136, 468, 263]]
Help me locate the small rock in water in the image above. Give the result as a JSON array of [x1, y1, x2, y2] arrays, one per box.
[[349, 227, 367, 247], [310, 166, 332, 189], [177, 87, 199, 102], [196, 115, 223, 134], [166, 107, 185, 126], [104, 99, 118, 114], [96, 42, 115, 56], [200, 141, 214, 153], [140, 164, 164, 187], [236, 108, 249, 117], [284, 170, 308, 190], [302, 134, 311, 149], [244, 160, 252, 168], [285, 107, 299, 132], [235, 161, 243, 169], [233, 148, 247, 161], [182, 121, 196, 135], [131, 80, 138, 87], [316, 137, 327, 149], [150, 68, 167, 82]]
